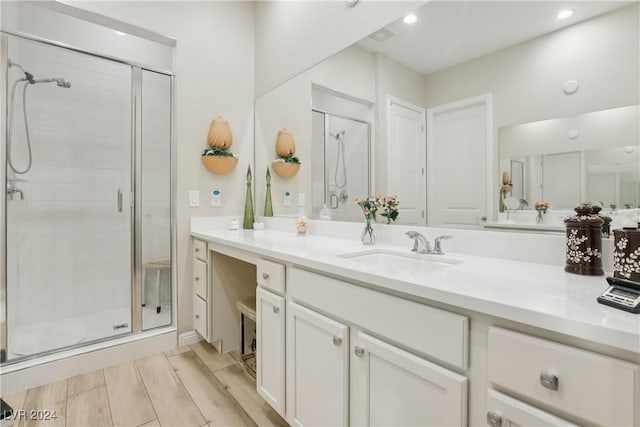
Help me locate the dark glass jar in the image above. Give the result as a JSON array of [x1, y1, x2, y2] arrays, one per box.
[[564, 204, 604, 276], [590, 205, 612, 238], [613, 225, 640, 283]]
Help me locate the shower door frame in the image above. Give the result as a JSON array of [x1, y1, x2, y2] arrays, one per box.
[[0, 30, 176, 364], [312, 108, 374, 208]]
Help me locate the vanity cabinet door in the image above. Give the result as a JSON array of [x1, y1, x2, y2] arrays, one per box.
[[351, 332, 468, 426], [256, 287, 286, 417], [287, 301, 348, 427]]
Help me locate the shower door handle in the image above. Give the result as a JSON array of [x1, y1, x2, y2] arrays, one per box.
[[117, 189, 123, 213]]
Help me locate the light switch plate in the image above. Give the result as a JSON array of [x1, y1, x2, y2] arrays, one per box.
[[189, 190, 200, 207]]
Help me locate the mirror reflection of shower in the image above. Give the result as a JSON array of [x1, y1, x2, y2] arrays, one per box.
[[312, 109, 372, 221], [7, 59, 71, 177], [329, 130, 349, 204]]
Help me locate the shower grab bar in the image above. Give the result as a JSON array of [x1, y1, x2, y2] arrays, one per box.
[[117, 189, 123, 213]]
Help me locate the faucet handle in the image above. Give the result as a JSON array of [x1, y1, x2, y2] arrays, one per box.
[[433, 235, 452, 255], [405, 231, 419, 252]]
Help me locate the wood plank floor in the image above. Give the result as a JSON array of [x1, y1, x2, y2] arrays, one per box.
[[3, 343, 288, 427]]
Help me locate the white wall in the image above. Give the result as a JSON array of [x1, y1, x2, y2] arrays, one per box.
[[422, 4, 639, 128], [254, 0, 426, 96], [66, 1, 256, 334]]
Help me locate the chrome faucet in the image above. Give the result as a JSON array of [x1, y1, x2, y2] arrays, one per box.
[[406, 231, 431, 253], [433, 235, 452, 255], [405, 231, 453, 255], [7, 182, 24, 200]]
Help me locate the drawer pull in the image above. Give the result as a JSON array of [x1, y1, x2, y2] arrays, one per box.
[[195, 314, 200, 319], [333, 336, 342, 346], [272, 306, 280, 314], [486, 411, 502, 427], [539, 371, 559, 391], [262, 272, 270, 280], [354, 346, 364, 357]]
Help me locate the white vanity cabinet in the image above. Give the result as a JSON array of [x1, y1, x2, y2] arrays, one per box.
[[256, 260, 287, 418], [286, 301, 349, 427], [256, 287, 286, 416], [351, 332, 467, 426], [286, 267, 469, 426], [192, 239, 209, 340], [488, 327, 640, 426]]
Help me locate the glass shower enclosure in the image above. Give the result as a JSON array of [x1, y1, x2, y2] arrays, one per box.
[[312, 110, 372, 221], [1, 30, 174, 363]]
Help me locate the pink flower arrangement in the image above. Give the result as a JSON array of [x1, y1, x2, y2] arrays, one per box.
[[381, 195, 400, 223], [535, 202, 550, 213], [355, 196, 383, 220], [355, 195, 400, 222]]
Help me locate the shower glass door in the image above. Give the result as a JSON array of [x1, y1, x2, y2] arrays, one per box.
[[312, 111, 371, 222], [5, 36, 133, 361]]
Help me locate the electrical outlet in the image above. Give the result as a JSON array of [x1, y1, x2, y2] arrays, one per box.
[[298, 192, 306, 206], [211, 189, 221, 206], [284, 191, 292, 206], [189, 190, 200, 207]]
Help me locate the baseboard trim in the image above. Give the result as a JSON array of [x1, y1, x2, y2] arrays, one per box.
[[179, 330, 203, 347]]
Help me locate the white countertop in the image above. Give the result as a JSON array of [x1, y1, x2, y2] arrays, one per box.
[[191, 226, 640, 354]]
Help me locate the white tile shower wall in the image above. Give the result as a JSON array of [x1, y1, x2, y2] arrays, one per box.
[[6, 37, 132, 342], [1, 2, 173, 71]]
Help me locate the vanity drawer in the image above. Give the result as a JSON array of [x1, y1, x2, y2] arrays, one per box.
[[289, 267, 468, 369], [194, 239, 207, 261], [257, 259, 285, 294], [193, 295, 208, 340], [488, 327, 639, 426], [193, 258, 207, 299], [487, 389, 577, 427]]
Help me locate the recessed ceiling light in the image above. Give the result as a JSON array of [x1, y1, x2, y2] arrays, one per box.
[[624, 146, 635, 153], [557, 9, 574, 20], [115, 30, 126, 36], [403, 13, 417, 24]]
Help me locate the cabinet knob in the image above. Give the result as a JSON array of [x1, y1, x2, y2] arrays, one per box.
[[195, 314, 200, 319], [262, 272, 270, 280], [354, 346, 364, 357], [195, 276, 200, 281], [272, 306, 280, 314], [195, 248, 200, 252], [486, 411, 503, 427], [539, 371, 559, 391], [333, 336, 342, 346]]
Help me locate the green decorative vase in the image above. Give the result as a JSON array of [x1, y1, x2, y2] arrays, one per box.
[[243, 165, 254, 229], [264, 167, 273, 217]]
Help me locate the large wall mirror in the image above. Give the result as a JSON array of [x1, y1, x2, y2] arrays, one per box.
[[254, 1, 639, 229]]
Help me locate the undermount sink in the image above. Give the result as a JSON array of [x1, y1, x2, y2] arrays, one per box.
[[338, 249, 463, 274]]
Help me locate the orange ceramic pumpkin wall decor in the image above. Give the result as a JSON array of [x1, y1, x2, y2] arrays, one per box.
[[202, 116, 238, 175], [207, 117, 233, 149], [272, 128, 300, 178]]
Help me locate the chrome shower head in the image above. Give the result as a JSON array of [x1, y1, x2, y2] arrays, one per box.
[[32, 78, 71, 88]]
